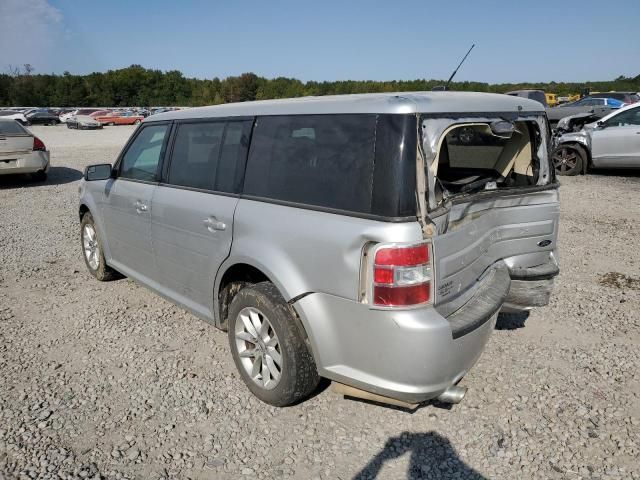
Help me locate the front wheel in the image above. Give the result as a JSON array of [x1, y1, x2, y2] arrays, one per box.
[[133, 119, 141, 125], [228, 282, 320, 406], [80, 212, 119, 281], [552, 144, 586, 176]]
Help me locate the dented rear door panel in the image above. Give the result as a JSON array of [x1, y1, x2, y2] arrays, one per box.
[[430, 188, 559, 307]]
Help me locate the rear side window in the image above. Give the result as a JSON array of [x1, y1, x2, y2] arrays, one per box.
[[167, 120, 252, 193], [169, 122, 225, 189], [0, 121, 27, 135], [244, 114, 377, 213], [605, 107, 640, 127], [120, 124, 168, 181]]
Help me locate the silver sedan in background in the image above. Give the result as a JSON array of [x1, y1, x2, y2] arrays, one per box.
[[66, 115, 103, 130], [0, 119, 50, 181], [552, 103, 640, 175]]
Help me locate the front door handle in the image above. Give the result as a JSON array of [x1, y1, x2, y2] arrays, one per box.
[[134, 200, 148, 213], [204, 217, 226, 232]]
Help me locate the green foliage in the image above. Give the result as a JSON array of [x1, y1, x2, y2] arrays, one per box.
[[0, 65, 638, 107]]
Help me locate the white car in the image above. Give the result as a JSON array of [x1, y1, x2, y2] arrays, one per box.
[[0, 119, 50, 181], [552, 102, 640, 175], [60, 108, 103, 123], [0, 110, 29, 125], [59, 110, 78, 123]]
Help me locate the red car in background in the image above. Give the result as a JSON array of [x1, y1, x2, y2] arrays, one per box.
[[89, 110, 111, 119], [94, 111, 144, 126]]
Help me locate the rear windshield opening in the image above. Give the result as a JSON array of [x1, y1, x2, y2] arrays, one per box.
[[0, 120, 28, 135], [433, 121, 542, 199]]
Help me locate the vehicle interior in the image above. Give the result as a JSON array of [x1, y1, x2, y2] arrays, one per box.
[[433, 121, 541, 198]]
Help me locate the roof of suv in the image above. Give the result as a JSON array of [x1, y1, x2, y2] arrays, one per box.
[[149, 91, 545, 122]]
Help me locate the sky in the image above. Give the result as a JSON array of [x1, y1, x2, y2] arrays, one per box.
[[1, 0, 638, 84]]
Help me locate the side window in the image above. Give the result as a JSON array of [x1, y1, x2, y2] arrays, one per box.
[[120, 124, 168, 181], [605, 107, 640, 127], [244, 114, 376, 213], [167, 120, 251, 193], [215, 120, 252, 193], [168, 122, 225, 190]]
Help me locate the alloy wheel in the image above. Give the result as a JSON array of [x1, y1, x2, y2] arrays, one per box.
[[234, 307, 283, 390], [82, 224, 100, 270], [552, 147, 578, 174]]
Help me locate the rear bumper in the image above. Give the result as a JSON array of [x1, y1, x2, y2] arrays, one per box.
[[501, 252, 559, 312], [293, 265, 508, 404], [0, 151, 50, 175]]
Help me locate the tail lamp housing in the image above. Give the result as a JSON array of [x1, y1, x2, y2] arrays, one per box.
[[367, 242, 433, 308], [33, 136, 46, 151]]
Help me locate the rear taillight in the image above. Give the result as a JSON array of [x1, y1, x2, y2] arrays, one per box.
[[33, 136, 46, 151], [370, 242, 433, 307]]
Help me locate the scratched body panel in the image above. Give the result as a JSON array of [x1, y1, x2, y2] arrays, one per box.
[[431, 189, 559, 305]]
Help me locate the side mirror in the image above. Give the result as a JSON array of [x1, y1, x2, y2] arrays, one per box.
[[84, 163, 113, 181], [596, 121, 606, 129]]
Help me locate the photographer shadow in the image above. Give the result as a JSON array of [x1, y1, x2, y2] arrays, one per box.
[[353, 431, 486, 480]]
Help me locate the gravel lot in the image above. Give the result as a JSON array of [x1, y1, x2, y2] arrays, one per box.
[[1, 125, 639, 480]]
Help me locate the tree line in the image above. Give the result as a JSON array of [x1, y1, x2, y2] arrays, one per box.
[[1, 64, 638, 107]]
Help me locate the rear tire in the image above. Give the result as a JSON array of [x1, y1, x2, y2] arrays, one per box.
[[227, 282, 320, 406], [80, 212, 119, 281], [552, 144, 586, 176]]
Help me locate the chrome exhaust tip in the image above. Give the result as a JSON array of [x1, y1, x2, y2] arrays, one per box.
[[436, 385, 467, 404]]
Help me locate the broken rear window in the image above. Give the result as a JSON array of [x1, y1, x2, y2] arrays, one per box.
[[422, 116, 551, 208]]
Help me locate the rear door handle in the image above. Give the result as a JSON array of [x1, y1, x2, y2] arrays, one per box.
[[204, 217, 226, 232], [134, 200, 148, 213]]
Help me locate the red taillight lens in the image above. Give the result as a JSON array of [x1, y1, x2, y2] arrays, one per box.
[[33, 136, 46, 151], [375, 244, 429, 266], [374, 284, 430, 306], [371, 243, 432, 307]]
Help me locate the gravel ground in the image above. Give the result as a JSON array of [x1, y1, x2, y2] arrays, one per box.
[[1, 125, 639, 480]]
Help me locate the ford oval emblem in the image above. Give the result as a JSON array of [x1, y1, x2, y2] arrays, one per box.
[[538, 240, 552, 247]]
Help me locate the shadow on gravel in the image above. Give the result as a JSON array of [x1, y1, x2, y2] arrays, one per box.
[[0, 166, 82, 189], [495, 311, 530, 330], [353, 431, 486, 480]]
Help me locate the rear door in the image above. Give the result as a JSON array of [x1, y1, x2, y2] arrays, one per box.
[[591, 106, 640, 168], [423, 116, 559, 312], [101, 122, 170, 283], [150, 118, 252, 317]]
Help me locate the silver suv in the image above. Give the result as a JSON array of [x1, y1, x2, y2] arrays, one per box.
[[79, 92, 560, 407]]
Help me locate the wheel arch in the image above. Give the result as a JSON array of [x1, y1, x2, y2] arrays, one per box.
[[215, 260, 279, 330], [78, 200, 113, 261], [214, 257, 310, 332], [79, 203, 90, 221]]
